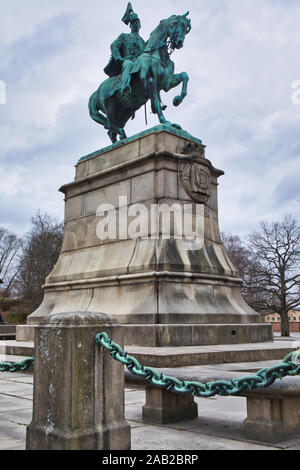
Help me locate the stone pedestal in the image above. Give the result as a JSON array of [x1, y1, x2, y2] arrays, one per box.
[[244, 395, 300, 443], [26, 311, 131, 450], [20, 125, 272, 346], [143, 386, 198, 424]]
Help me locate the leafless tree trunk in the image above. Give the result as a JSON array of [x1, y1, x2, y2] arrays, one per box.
[[15, 212, 64, 309], [0, 228, 23, 321], [221, 232, 261, 308], [247, 215, 300, 337]]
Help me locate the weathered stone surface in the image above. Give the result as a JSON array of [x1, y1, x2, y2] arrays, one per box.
[[126, 363, 300, 443], [1, 368, 288, 451], [3, 338, 296, 368], [123, 323, 272, 347], [244, 396, 300, 442], [0, 325, 16, 340], [124, 342, 297, 368], [143, 386, 198, 424], [15, 325, 33, 343], [20, 129, 273, 346], [26, 312, 131, 450], [243, 376, 300, 442]]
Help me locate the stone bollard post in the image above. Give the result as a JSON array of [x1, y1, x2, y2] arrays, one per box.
[[26, 311, 131, 450]]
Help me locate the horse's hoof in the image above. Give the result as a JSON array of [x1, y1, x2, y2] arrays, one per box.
[[108, 132, 117, 144], [120, 130, 127, 140], [173, 96, 182, 107]]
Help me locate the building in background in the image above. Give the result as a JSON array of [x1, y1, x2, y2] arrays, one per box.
[[265, 308, 300, 332]]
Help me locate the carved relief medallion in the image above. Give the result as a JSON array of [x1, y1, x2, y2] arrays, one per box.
[[182, 162, 211, 203]]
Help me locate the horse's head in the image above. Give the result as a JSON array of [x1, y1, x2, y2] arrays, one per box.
[[168, 12, 192, 50]]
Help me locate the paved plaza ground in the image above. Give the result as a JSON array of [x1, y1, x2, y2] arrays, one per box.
[[0, 333, 300, 451]]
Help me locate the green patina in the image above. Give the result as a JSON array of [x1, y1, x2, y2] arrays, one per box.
[[78, 124, 202, 163], [88, 3, 192, 144], [96, 331, 300, 397]]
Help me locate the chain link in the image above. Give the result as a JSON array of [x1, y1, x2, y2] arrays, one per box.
[[0, 358, 34, 373], [95, 332, 300, 397]]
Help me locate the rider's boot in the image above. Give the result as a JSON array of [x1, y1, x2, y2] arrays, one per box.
[[121, 79, 132, 95], [121, 60, 133, 95]]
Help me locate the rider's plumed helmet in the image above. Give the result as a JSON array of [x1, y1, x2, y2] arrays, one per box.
[[122, 2, 140, 25]]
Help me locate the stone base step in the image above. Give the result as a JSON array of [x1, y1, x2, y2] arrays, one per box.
[[125, 341, 298, 367], [0, 354, 31, 364], [17, 322, 273, 346], [0, 341, 34, 357], [0, 339, 297, 368], [0, 326, 16, 341], [0, 334, 16, 340], [123, 323, 273, 347]]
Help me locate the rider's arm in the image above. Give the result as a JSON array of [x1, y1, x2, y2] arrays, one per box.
[[110, 34, 125, 62]]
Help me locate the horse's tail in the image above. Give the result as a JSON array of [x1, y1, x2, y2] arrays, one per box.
[[88, 91, 108, 129]]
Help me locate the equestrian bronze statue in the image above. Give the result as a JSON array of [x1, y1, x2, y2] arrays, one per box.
[[89, 3, 191, 143]]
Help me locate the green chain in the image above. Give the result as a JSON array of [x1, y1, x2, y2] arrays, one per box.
[[0, 358, 34, 373], [95, 332, 300, 397]]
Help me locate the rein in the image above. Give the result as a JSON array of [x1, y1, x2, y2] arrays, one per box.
[[144, 32, 176, 56], [145, 40, 174, 55]]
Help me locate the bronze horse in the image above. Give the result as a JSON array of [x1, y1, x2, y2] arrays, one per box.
[[89, 13, 191, 143]]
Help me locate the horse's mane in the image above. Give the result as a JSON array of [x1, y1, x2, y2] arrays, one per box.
[[145, 14, 191, 51], [146, 15, 184, 50], [148, 15, 180, 39]]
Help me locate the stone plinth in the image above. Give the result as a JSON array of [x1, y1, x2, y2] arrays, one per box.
[[26, 312, 131, 450], [21, 125, 272, 346]]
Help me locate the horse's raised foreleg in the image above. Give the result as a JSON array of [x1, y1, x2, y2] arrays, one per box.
[[163, 72, 189, 107]]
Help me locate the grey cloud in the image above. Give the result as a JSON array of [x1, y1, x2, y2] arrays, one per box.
[[1, 0, 300, 237]]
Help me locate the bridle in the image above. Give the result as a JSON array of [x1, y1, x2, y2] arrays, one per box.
[[145, 18, 189, 56]]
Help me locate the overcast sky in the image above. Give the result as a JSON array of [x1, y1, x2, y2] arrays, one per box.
[[1, 0, 300, 237]]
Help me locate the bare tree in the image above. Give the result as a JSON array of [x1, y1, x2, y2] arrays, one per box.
[[16, 212, 64, 309], [221, 232, 252, 283], [0, 228, 23, 320], [247, 215, 300, 337], [221, 232, 260, 307]]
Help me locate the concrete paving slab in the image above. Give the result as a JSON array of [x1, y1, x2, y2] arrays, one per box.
[[0, 408, 32, 426], [129, 422, 147, 429], [131, 424, 277, 450], [195, 395, 246, 418], [274, 332, 300, 340], [0, 374, 33, 383], [0, 437, 25, 450], [126, 403, 144, 422], [125, 389, 248, 442], [125, 389, 145, 403], [0, 395, 32, 413], [1, 375, 34, 385], [0, 417, 27, 441], [1, 362, 300, 450], [0, 381, 34, 398]]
